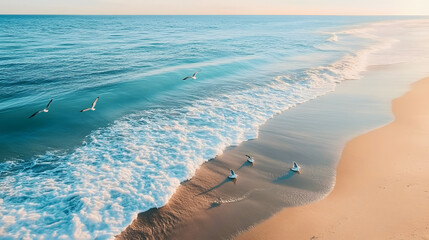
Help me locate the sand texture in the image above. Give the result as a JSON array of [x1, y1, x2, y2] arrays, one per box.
[[238, 77, 429, 240]]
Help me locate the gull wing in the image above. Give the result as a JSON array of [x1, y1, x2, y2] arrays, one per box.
[[45, 99, 53, 109], [192, 70, 201, 77], [91, 97, 99, 108], [29, 110, 42, 118]]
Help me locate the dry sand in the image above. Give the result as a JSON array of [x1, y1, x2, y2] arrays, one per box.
[[237, 77, 429, 240]]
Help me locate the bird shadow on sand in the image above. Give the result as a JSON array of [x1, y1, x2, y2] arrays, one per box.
[[208, 200, 222, 209], [197, 177, 236, 196], [273, 170, 297, 183], [237, 161, 253, 171]]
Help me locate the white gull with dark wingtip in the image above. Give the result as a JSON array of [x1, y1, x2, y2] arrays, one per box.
[[182, 70, 201, 80], [28, 99, 53, 118], [228, 169, 237, 179], [80, 97, 99, 112], [291, 161, 301, 172]]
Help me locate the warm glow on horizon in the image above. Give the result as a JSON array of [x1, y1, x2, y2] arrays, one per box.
[[0, 0, 428, 15]]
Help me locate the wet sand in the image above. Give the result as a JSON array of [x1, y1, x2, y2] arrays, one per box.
[[238, 77, 429, 240], [117, 63, 428, 240]]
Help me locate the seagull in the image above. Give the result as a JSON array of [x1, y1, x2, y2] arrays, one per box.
[[291, 161, 301, 173], [245, 155, 254, 163], [80, 97, 99, 112], [28, 99, 53, 118], [182, 70, 201, 80], [228, 169, 237, 179]]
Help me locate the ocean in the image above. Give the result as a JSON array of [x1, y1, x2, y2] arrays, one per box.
[[1, 15, 428, 239]]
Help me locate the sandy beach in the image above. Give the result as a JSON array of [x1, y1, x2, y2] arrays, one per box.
[[238, 77, 429, 240]]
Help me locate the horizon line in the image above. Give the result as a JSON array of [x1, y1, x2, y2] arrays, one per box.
[[1, 14, 428, 16]]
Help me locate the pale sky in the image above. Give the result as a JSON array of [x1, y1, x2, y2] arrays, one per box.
[[0, 0, 428, 15]]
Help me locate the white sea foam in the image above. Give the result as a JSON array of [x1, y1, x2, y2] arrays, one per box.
[[1, 18, 428, 239], [327, 33, 338, 42]]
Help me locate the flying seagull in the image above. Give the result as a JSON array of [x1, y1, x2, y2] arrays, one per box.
[[80, 97, 99, 112], [182, 70, 201, 80], [28, 99, 53, 118], [245, 155, 254, 163]]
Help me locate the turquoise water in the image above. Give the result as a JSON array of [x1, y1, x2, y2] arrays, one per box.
[[1, 15, 381, 160], [0, 15, 427, 239]]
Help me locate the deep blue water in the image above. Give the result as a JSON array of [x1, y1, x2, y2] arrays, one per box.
[[0, 15, 425, 239]]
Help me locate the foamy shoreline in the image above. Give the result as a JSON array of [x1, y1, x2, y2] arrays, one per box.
[[117, 60, 429, 239], [117, 19, 429, 240]]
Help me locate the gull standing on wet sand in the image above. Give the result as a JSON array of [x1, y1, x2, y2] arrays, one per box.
[[28, 99, 53, 118], [245, 155, 254, 163], [291, 161, 301, 172], [80, 97, 99, 112], [228, 169, 238, 179]]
